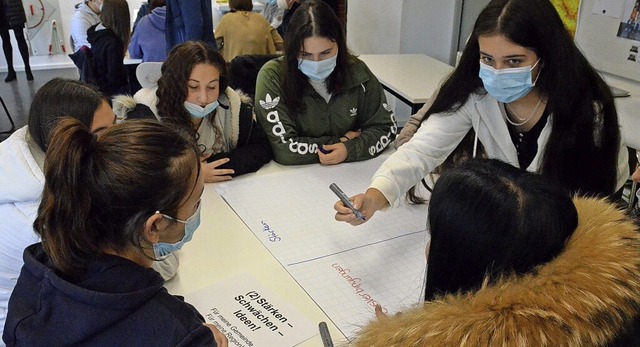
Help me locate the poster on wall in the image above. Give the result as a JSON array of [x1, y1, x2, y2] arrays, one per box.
[[551, 0, 582, 37], [617, 0, 640, 42], [22, 0, 64, 56]]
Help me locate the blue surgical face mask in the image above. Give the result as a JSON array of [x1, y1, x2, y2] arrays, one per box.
[[183, 100, 219, 119], [479, 59, 541, 103], [297, 55, 337, 81], [153, 203, 201, 259]]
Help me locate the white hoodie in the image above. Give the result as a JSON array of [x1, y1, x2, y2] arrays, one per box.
[[70, 2, 101, 51], [0, 126, 43, 339]]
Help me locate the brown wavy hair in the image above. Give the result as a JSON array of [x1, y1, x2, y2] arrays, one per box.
[[156, 41, 228, 142]]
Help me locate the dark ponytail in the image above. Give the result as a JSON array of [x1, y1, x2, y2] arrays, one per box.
[[35, 118, 200, 276], [35, 118, 100, 274]]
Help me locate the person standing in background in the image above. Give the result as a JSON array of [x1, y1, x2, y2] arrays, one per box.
[[215, 0, 283, 62], [165, 0, 217, 53], [260, 0, 295, 32], [0, 0, 32, 82], [132, 0, 150, 32], [129, 0, 167, 62], [70, 0, 102, 51]]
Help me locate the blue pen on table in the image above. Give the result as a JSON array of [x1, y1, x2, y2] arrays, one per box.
[[330, 183, 366, 221], [319, 321, 334, 347]]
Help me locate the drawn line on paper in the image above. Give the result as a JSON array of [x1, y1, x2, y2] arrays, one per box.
[[286, 230, 426, 267]]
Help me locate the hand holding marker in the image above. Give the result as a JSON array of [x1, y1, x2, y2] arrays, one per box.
[[330, 183, 366, 221]]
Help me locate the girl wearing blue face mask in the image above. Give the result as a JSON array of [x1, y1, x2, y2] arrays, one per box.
[[335, 0, 628, 226], [255, 0, 397, 165], [3, 119, 228, 346], [118, 41, 272, 183]]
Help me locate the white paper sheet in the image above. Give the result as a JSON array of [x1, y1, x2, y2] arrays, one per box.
[[215, 156, 429, 339], [185, 273, 317, 347]]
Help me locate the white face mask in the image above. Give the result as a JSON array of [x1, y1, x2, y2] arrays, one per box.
[[297, 55, 337, 81], [183, 100, 219, 119]]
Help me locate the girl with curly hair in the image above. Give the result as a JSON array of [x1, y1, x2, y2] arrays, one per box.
[[121, 41, 272, 182]]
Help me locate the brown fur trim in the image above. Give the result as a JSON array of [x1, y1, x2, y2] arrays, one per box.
[[353, 197, 640, 347]]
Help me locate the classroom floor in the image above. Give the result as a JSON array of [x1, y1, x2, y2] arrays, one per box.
[[0, 67, 79, 142]]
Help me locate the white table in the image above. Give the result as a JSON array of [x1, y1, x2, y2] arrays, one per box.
[[164, 161, 346, 346], [359, 54, 454, 114]]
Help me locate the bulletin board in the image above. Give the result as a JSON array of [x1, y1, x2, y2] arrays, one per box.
[[575, 0, 640, 82]]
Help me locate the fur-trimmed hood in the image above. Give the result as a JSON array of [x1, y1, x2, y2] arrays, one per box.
[[354, 197, 640, 347], [112, 87, 253, 119]]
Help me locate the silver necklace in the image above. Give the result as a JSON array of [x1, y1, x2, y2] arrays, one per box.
[[505, 97, 543, 127]]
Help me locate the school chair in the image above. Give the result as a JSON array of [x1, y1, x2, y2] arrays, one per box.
[[227, 54, 280, 100], [136, 62, 163, 90]]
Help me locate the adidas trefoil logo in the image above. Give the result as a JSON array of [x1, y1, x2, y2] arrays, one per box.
[[259, 93, 280, 110], [349, 108, 357, 117]]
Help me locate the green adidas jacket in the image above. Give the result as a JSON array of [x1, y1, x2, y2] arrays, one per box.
[[255, 56, 397, 165]]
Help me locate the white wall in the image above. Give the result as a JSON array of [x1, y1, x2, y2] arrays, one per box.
[[457, 0, 490, 51], [347, 0, 460, 123], [399, 0, 461, 64], [347, 0, 460, 64], [346, 0, 403, 55]]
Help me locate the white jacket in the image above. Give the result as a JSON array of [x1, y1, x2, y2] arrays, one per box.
[[371, 93, 629, 208], [0, 127, 44, 339], [0, 127, 178, 337], [70, 2, 100, 51]]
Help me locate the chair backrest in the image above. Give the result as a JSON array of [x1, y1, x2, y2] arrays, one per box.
[[227, 54, 280, 99], [136, 62, 163, 89], [68, 46, 98, 87]]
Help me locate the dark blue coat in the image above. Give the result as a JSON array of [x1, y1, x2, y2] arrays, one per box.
[[165, 0, 217, 53], [3, 243, 216, 346]]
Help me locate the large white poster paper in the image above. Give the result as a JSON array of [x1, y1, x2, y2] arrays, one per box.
[[215, 156, 429, 339]]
